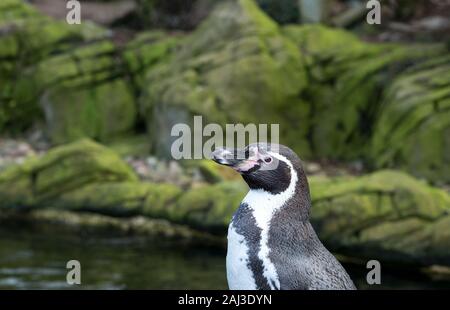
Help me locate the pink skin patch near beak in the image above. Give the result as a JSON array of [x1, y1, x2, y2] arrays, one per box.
[[233, 146, 262, 173], [235, 159, 259, 173]]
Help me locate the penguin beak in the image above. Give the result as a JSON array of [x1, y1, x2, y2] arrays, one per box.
[[211, 147, 260, 173], [211, 147, 242, 167]]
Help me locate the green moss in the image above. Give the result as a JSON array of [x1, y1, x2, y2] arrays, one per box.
[[13, 40, 137, 143], [43, 79, 136, 144], [139, 8, 447, 165], [143, 183, 184, 217], [0, 139, 137, 207], [123, 31, 181, 88], [371, 55, 450, 185], [106, 135, 151, 157], [194, 159, 242, 183], [1, 5, 178, 141], [49, 182, 182, 219], [310, 170, 450, 265], [194, 160, 225, 183], [52, 182, 152, 214], [283, 24, 372, 74], [0, 0, 108, 133], [1, 143, 449, 265], [140, 0, 308, 158], [284, 24, 447, 161], [427, 216, 450, 259], [169, 182, 247, 232]]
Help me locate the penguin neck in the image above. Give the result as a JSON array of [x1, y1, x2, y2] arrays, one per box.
[[293, 169, 312, 221], [242, 160, 311, 225]]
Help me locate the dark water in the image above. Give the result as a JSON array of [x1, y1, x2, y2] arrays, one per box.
[[0, 228, 449, 290]]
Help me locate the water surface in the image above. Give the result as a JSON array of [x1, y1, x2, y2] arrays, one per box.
[[0, 227, 448, 289]]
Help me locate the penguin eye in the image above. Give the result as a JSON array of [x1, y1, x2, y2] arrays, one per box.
[[264, 157, 272, 163], [243, 149, 250, 159]]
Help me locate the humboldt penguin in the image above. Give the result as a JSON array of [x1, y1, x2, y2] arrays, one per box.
[[211, 143, 356, 290]]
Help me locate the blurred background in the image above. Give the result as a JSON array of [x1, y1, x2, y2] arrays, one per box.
[[0, 0, 449, 289]]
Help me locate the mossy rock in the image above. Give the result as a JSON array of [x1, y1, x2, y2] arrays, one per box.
[[0, 139, 138, 208], [370, 55, 450, 185], [0, 0, 108, 133], [140, 0, 308, 158], [310, 170, 450, 265], [41, 79, 136, 144], [49, 182, 182, 218], [122, 30, 182, 90], [0, 138, 243, 233], [0, 3, 178, 142], [284, 24, 448, 161], [106, 135, 152, 157], [186, 159, 242, 183], [16, 40, 137, 143], [169, 181, 247, 233]]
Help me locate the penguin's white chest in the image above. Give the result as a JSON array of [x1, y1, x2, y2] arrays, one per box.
[[226, 152, 299, 290], [226, 223, 257, 290]]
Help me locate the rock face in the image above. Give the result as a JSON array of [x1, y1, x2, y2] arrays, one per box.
[[0, 139, 138, 208], [370, 55, 450, 185], [310, 171, 450, 266], [0, 139, 449, 267], [140, 0, 308, 158], [28, 40, 136, 143], [138, 0, 449, 185], [283, 24, 447, 162], [122, 31, 181, 90], [0, 0, 179, 143], [1, 0, 448, 185], [0, 0, 106, 133], [0, 139, 240, 231], [32, 30, 179, 144]]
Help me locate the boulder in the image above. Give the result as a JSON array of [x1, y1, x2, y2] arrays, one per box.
[[370, 55, 450, 185], [25, 30, 181, 144], [0, 0, 181, 143], [0, 139, 138, 208], [0, 0, 107, 132], [284, 24, 447, 161], [310, 170, 450, 266], [0, 139, 242, 233], [122, 30, 182, 92], [170, 181, 246, 233], [26, 40, 137, 143], [140, 0, 308, 158], [138, 1, 449, 186]]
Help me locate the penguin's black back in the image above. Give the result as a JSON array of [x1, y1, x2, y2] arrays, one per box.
[[267, 161, 355, 290], [268, 207, 356, 290]]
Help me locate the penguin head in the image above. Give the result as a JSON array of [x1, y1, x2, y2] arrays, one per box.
[[211, 143, 304, 194]]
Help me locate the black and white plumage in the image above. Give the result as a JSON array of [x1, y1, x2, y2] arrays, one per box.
[[211, 143, 356, 290]]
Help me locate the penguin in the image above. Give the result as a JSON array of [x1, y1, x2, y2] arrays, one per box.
[[211, 143, 356, 290]]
